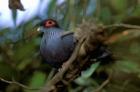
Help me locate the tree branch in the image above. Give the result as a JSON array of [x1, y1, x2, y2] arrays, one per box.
[[104, 23, 140, 29], [0, 77, 40, 90], [94, 74, 112, 92]]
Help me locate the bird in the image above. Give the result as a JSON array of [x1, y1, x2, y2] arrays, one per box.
[[37, 19, 76, 68], [37, 19, 113, 69]]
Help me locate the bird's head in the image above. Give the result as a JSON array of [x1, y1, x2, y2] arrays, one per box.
[[36, 19, 60, 32]]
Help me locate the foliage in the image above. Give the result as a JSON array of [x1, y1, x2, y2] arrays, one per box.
[[0, 0, 140, 92]]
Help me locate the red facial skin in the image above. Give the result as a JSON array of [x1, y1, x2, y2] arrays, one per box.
[[45, 20, 56, 28], [42, 19, 59, 28]]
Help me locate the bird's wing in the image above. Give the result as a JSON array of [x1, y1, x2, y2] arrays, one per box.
[[61, 31, 76, 53], [60, 31, 74, 39]]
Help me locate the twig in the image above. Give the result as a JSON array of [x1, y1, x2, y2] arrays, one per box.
[[0, 77, 40, 90], [94, 73, 112, 92], [104, 23, 140, 29], [94, 78, 110, 92], [40, 36, 86, 92], [46, 68, 57, 82]]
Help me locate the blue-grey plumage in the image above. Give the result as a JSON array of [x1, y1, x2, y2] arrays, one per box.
[[39, 20, 75, 68]]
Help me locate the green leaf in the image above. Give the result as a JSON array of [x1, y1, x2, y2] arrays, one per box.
[[47, 0, 57, 17], [11, 10, 17, 26], [130, 42, 140, 55], [82, 62, 100, 78], [133, 5, 140, 16], [14, 41, 36, 62], [116, 60, 140, 73], [24, 71, 46, 92], [74, 77, 94, 86], [74, 62, 100, 86], [0, 62, 17, 80], [99, 7, 112, 24], [17, 59, 31, 70], [109, 0, 127, 13]]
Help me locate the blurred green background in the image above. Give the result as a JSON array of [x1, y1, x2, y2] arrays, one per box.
[[0, 0, 140, 92]]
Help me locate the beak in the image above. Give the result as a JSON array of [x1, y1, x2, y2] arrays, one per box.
[[34, 24, 43, 32], [37, 27, 41, 31], [36, 27, 44, 32]]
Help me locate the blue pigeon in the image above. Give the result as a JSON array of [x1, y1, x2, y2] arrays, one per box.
[[38, 19, 76, 68]]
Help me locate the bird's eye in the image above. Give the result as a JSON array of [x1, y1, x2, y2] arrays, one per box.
[[45, 20, 55, 28], [47, 21, 55, 25], [48, 21, 53, 24]]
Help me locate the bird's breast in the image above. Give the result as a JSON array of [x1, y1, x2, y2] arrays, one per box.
[[41, 31, 62, 55], [40, 31, 69, 64], [40, 28, 75, 68]]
